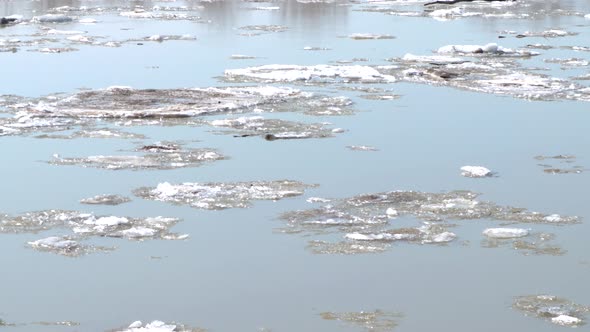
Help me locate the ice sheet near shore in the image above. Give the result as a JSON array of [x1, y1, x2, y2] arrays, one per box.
[[0, 210, 187, 256], [278, 190, 579, 255], [513, 295, 590, 327], [50, 142, 225, 171], [135, 180, 314, 210], [320, 310, 403, 332]]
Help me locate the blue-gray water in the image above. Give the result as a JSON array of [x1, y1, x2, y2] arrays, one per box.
[[1, 1, 590, 331]]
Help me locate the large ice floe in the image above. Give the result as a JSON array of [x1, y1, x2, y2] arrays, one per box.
[[482, 229, 565, 256], [513, 295, 590, 327], [0, 210, 187, 256], [320, 310, 403, 332], [278, 190, 579, 255], [50, 142, 224, 171], [135, 180, 314, 210], [1, 86, 357, 138], [115, 320, 205, 332], [209, 116, 338, 140], [224, 64, 396, 84], [390, 45, 590, 102]]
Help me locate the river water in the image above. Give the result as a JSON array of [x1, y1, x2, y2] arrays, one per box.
[[1, 1, 590, 331]]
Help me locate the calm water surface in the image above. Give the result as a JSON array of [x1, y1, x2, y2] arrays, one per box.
[[1, 1, 590, 331]]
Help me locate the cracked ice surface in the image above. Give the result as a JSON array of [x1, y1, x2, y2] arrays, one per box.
[[50, 142, 225, 171], [135, 180, 314, 210], [279, 190, 579, 254], [0, 210, 187, 256], [513, 295, 590, 327]]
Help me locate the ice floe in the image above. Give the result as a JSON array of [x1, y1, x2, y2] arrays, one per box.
[[390, 51, 590, 101], [116, 320, 205, 332], [320, 310, 403, 332], [1, 210, 187, 256], [80, 194, 132, 205], [483, 232, 565, 256], [347, 145, 379, 151], [50, 142, 224, 170], [348, 33, 395, 40], [513, 295, 590, 327], [32, 14, 74, 23], [437, 43, 538, 57], [534, 155, 585, 174], [224, 64, 396, 83], [482, 228, 529, 239], [460, 166, 492, 178], [135, 180, 314, 210], [278, 189, 579, 254], [239, 25, 288, 33], [209, 116, 339, 140]]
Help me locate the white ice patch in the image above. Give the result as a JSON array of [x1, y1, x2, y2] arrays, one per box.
[[118, 320, 177, 332], [438, 43, 537, 57], [402, 53, 466, 64], [460, 166, 492, 178], [551, 315, 582, 326], [28, 236, 78, 250], [483, 228, 529, 239]]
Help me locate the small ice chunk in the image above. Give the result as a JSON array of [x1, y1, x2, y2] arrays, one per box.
[[128, 321, 143, 328], [307, 197, 331, 203], [118, 227, 157, 238], [460, 166, 492, 178], [483, 228, 529, 239], [386, 208, 398, 217], [46, 29, 85, 35], [429, 232, 456, 243], [148, 35, 164, 42], [28, 236, 78, 250], [332, 128, 345, 133], [32, 14, 73, 23], [551, 315, 581, 326], [544, 214, 562, 223], [79, 18, 98, 23]]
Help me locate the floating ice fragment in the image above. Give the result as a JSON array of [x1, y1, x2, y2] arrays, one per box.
[[483, 228, 529, 239], [320, 310, 402, 332], [136, 180, 314, 210], [116, 319, 205, 332], [80, 194, 131, 205], [32, 14, 74, 23], [79, 18, 98, 23], [28, 236, 78, 250], [307, 197, 331, 203], [347, 145, 378, 151], [513, 295, 589, 327], [552, 315, 582, 326], [386, 208, 398, 217], [437, 43, 537, 57], [348, 33, 395, 40], [46, 29, 85, 35], [224, 64, 396, 83], [460, 166, 492, 178]]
